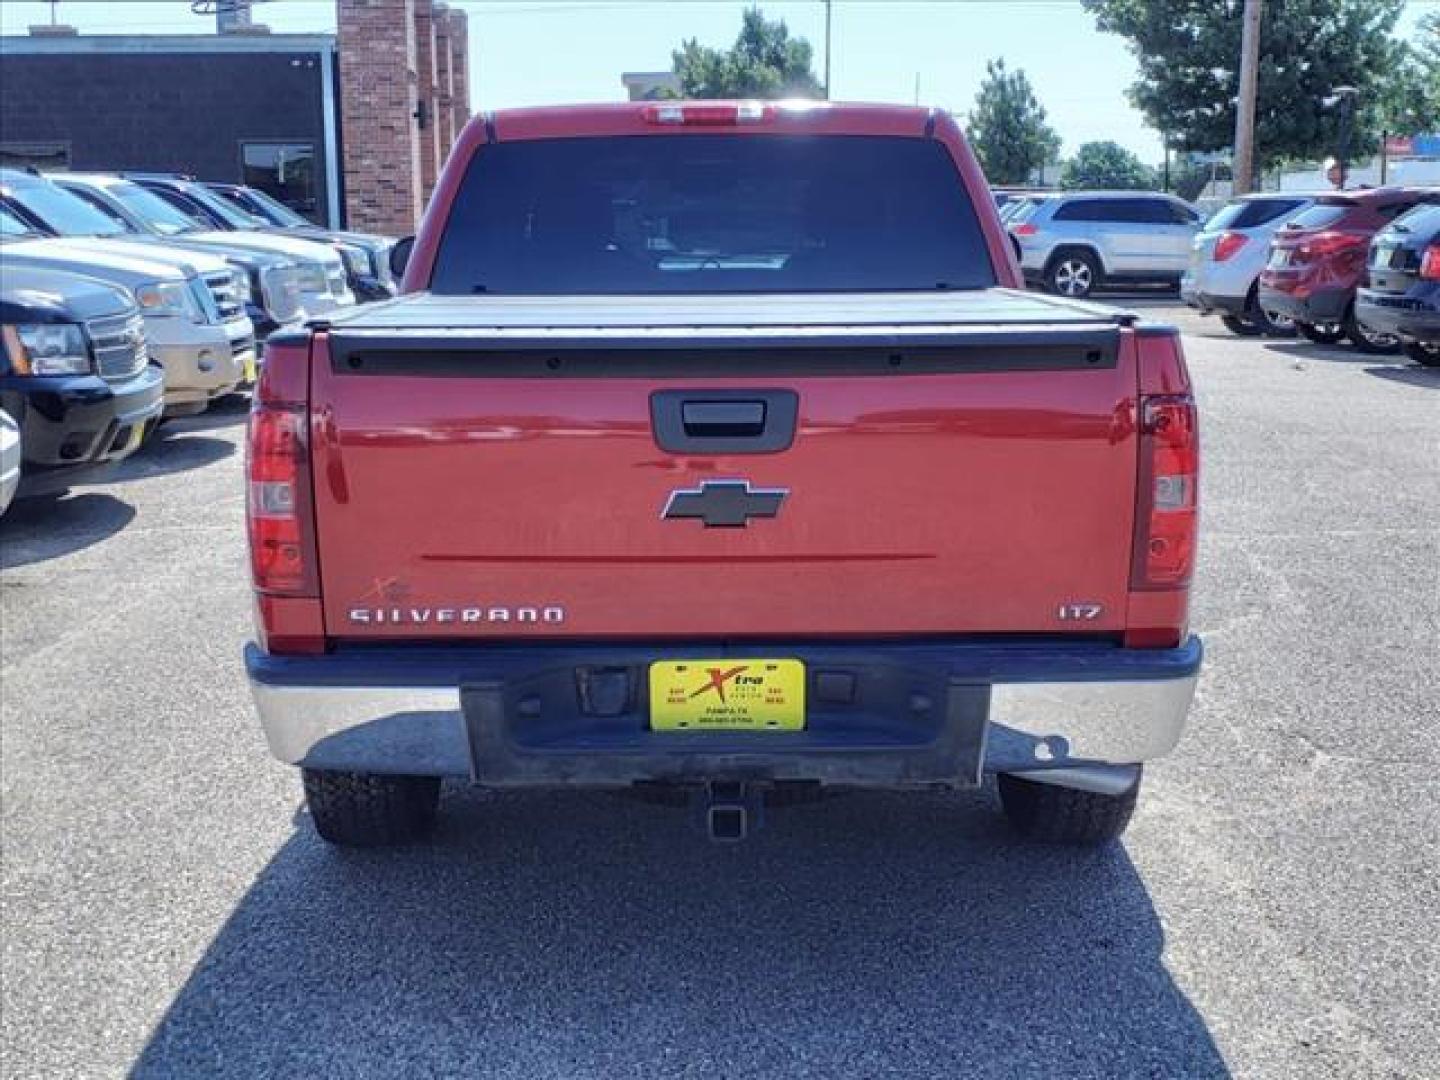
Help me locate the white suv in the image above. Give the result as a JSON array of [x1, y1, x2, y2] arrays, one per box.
[[1180, 193, 1318, 337], [1009, 192, 1203, 297]]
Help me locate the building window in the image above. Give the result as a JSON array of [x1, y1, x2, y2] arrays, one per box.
[[240, 142, 318, 221], [0, 142, 70, 171]]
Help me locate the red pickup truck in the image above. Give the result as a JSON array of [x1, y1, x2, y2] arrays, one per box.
[[244, 102, 1202, 847]]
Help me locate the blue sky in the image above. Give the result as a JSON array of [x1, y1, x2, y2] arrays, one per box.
[[2, 0, 1434, 163]]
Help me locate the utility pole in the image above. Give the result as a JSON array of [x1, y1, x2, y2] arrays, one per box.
[[823, 0, 833, 100], [1333, 87, 1358, 189], [1232, 0, 1262, 195]]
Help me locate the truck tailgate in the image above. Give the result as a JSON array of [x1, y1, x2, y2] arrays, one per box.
[[309, 292, 1140, 640]]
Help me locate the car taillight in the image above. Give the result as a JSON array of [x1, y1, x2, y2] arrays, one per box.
[[1011, 223, 1038, 237], [1131, 395, 1199, 590], [1421, 244, 1440, 281], [247, 396, 317, 596], [643, 102, 770, 126], [1296, 230, 1367, 260], [1213, 231, 1247, 262]]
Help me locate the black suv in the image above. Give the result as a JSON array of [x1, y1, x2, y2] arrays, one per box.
[[1, 260, 164, 497], [1357, 203, 1440, 367]]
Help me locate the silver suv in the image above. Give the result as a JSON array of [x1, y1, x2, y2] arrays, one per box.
[[1010, 192, 1203, 297]]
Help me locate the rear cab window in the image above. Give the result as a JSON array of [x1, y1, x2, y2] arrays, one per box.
[[429, 135, 997, 294]]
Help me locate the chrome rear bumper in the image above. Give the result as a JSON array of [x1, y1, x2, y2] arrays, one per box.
[[246, 637, 1201, 786]]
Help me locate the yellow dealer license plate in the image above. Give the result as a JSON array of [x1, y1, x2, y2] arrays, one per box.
[[649, 660, 805, 732]]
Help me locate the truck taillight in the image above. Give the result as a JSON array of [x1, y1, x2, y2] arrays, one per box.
[[643, 102, 770, 126], [1131, 395, 1198, 590], [247, 401, 318, 596], [1011, 223, 1038, 237], [1212, 231, 1247, 262], [1421, 244, 1440, 281]]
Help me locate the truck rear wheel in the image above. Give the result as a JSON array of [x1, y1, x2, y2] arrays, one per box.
[[302, 769, 441, 846], [997, 768, 1140, 845]]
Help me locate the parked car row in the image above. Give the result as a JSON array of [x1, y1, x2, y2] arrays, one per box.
[[1, 167, 399, 513], [1183, 186, 1440, 364], [998, 184, 1439, 365]]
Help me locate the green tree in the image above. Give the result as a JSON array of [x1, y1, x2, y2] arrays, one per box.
[[965, 59, 1061, 185], [672, 7, 822, 100], [1082, 0, 1408, 172], [1378, 11, 1440, 134], [1061, 141, 1158, 189]]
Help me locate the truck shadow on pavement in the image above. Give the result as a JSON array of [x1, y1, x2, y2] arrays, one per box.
[[133, 786, 1230, 1078], [0, 492, 136, 570]]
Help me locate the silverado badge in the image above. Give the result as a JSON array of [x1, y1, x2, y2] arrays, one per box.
[[661, 480, 788, 528]]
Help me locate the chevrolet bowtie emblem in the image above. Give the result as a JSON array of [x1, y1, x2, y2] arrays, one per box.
[[661, 480, 788, 528]]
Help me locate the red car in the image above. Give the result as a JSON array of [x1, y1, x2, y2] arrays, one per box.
[[244, 102, 1202, 849], [1258, 187, 1440, 353]]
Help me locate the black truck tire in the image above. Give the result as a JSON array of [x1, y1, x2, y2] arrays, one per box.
[[997, 768, 1141, 845], [302, 769, 441, 846]]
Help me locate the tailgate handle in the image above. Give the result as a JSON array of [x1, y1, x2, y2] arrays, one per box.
[[651, 389, 799, 454], [682, 400, 766, 437]]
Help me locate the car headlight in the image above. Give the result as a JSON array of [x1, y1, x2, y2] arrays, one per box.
[[2, 323, 92, 376], [376, 240, 396, 284], [259, 263, 304, 323], [337, 243, 369, 277], [135, 279, 206, 324], [295, 262, 329, 294], [230, 262, 263, 305]]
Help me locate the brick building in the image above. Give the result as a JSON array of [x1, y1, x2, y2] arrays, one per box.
[[0, 1, 469, 236], [336, 0, 470, 234]]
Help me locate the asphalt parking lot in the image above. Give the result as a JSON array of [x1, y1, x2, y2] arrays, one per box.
[[2, 301, 1437, 1079]]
